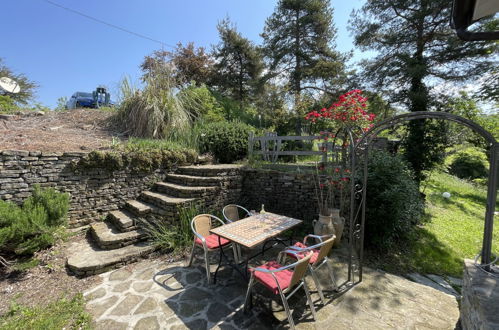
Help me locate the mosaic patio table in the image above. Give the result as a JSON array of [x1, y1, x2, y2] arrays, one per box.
[[210, 212, 303, 282]]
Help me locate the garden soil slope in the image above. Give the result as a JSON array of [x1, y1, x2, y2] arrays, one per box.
[[0, 233, 100, 316], [0, 109, 120, 152]]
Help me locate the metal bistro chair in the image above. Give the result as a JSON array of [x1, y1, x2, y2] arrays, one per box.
[[222, 204, 252, 223], [222, 204, 252, 261], [187, 214, 238, 283], [285, 234, 338, 304], [244, 250, 316, 329]]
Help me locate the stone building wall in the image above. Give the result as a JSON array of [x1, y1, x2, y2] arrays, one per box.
[[0, 150, 178, 227]]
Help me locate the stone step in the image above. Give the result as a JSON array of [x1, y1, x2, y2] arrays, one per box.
[[107, 210, 137, 232], [140, 190, 196, 209], [90, 222, 147, 250], [66, 240, 155, 276], [165, 173, 225, 187], [125, 199, 153, 216], [177, 164, 243, 177], [407, 273, 458, 297], [154, 181, 217, 198]]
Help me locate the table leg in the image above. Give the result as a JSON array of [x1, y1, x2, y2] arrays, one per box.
[[214, 236, 250, 283], [213, 237, 225, 284]]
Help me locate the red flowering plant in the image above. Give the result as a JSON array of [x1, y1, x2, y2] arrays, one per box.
[[305, 89, 375, 134], [307, 90, 375, 215]]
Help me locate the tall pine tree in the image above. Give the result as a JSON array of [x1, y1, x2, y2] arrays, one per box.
[[262, 0, 348, 133], [211, 19, 264, 110], [349, 0, 498, 184]]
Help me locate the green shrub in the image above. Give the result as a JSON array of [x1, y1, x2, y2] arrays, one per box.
[[448, 149, 488, 180], [0, 95, 18, 114], [76, 142, 197, 173], [0, 185, 69, 257], [179, 84, 226, 122], [199, 121, 254, 163], [23, 185, 70, 227], [365, 151, 424, 250]]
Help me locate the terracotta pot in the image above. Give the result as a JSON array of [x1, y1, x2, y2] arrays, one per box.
[[313, 214, 336, 242], [329, 208, 345, 247]]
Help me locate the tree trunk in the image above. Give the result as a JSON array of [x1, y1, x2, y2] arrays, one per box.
[[406, 12, 429, 186], [294, 8, 302, 137], [238, 54, 244, 112]]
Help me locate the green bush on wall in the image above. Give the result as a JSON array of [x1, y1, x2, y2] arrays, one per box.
[[365, 151, 424, 250], [75, 147, 197, 173], [199, 121, 254, 163], [0, 185, 69, 256]]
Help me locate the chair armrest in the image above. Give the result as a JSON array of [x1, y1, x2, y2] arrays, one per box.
[[303, 234, 332, 245], [253, 251, 312, 274], [192, 231, 207, 247], [252, 263, 295, 274]]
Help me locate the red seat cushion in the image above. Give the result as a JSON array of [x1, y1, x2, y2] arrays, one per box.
[[195, 234, 230, 249], [252, 261, 293, 295], [287, 242, 319, 264]]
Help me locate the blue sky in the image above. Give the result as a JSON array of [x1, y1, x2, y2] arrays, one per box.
[[2, 0, 366, 108]]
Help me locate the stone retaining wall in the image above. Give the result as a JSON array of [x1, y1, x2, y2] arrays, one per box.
[[460, 259, 499, 329], [241, 168, 319, 227], [0, 150, 179, 227]]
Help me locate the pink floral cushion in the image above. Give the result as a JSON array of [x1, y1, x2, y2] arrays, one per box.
[[252, 261, 293, 294], [195, 234, 230, 249], [287, 242, 319, 264]]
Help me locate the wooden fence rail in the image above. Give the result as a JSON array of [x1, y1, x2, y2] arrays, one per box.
[[248, 132, 340, 163]]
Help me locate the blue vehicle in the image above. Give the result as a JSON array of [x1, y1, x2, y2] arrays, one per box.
[[66, 87, 113, 109], [66, 92, 94, 109]]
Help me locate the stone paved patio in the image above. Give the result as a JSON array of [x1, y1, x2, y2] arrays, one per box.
[[84, 251, 460, 329]]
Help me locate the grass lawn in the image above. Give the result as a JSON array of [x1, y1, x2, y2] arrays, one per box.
[[366, 171, 498, 278], [0, 294, 91, 330]]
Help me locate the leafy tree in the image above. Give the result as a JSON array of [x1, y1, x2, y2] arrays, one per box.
[[253, 83, 288, 129], [349, 0, 498, 184], [141, 42, 213, 86], [0, 58, 37, 106], [178, 84, 225, 122], [55, 96, 68, 111], [261, 0, 348, 133], [211, 19, 264, 110], [477, 69, 499, 103]]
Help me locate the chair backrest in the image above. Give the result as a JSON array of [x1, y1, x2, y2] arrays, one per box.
[[192, 214, 214, 238], [313, 235, 336, 266], [223, 204, 250, 222], [289, 251, 313, 288]]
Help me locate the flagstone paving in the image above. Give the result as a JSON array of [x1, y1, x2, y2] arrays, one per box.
[[84, 249, 460, 330]]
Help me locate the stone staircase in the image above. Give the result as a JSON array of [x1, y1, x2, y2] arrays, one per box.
[[66, 164, 242, 276]]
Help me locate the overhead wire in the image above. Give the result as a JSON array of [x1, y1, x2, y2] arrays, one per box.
[[41, 0, 176, 49]]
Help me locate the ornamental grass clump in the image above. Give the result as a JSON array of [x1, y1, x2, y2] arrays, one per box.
[[116, 62, 197, 140], [145, 203, 202, 252]]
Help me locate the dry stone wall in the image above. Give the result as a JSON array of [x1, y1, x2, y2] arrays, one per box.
[[241, 168, 319, 227], [0, 150, 177, 227], [461, 259, 499, 330]]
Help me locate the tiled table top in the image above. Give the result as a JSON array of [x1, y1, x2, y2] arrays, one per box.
[[210, 212, 302, 248]]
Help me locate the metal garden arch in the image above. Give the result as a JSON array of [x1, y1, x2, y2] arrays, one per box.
[[347, 111, 498, 284]]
